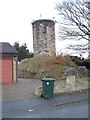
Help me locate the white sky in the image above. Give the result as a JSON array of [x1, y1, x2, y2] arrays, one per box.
[[0, 0, 88, 58], [0, 0, 60, 50]]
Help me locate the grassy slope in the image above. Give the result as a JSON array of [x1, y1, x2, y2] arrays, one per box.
[[18, 55, 75, 80]]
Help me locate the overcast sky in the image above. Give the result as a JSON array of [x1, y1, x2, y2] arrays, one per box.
[[0, 0, 88, 58], [0, 0, 62, 51]]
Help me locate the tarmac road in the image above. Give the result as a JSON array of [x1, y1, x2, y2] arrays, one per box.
[[2, 91, 88, 118]]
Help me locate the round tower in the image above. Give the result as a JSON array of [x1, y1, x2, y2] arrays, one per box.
[[32, 19, 56, 56]]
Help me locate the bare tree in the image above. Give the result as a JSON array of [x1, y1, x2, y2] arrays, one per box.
[[56, 0, 90, 57]]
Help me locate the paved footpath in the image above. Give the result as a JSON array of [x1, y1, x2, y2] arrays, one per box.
[[2, 78, 42, 102], [2, 78, 88, 102]]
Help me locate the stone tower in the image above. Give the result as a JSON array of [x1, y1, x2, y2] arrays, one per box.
[[32, 19, 56, 56]]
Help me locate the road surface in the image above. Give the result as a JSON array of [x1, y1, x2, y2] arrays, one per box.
[[2, 91, 89, 118]]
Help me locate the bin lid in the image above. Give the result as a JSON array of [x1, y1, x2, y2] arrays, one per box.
[[41, 77, 55, 81]]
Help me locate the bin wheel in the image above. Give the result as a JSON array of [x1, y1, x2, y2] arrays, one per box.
[[41, 94, 44, 97]]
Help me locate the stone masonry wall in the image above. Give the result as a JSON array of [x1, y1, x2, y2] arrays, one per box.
[[32, 19, 56, 56]]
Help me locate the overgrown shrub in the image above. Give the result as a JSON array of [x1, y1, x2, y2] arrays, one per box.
[[18, 54, 75, 80]]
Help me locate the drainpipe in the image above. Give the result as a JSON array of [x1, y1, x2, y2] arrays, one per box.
[[14, 54, 18, 83]]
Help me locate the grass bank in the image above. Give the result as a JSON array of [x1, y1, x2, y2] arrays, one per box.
[[18, 55, 75, 80]]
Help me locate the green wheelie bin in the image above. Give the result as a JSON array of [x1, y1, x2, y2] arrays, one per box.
[[41, 77, 55, 98]]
